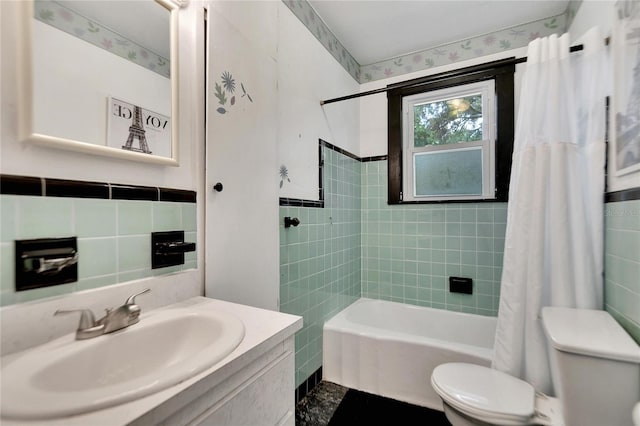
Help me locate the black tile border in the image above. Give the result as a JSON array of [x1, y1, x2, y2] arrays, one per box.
[[0, 174, 196, 203], [606, 187, 640, 203], [279, 140, 387, 208], [320, 139, 360, 162], [111, 184, 159, 201], [279, 198, 324, 208], [361, 155, 388, 162], [46, 178, 110, 199], [295, 366, 323, 403], [160, 187, 197, 203], [0, 175, 43, 196]]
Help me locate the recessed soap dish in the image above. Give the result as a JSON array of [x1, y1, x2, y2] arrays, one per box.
[[151, 231, 196, 269]]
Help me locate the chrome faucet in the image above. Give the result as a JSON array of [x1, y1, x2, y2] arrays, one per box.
[[54, 288, 150, 340]]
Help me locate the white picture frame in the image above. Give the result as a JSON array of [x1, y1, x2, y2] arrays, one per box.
[[612, 0, 640, 179], [17, 0, 180, 166]]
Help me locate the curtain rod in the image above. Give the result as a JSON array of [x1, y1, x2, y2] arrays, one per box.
[[320, 37, 610, 106]]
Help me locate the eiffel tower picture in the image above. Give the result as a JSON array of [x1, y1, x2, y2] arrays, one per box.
[[122, 105, 152, 154]]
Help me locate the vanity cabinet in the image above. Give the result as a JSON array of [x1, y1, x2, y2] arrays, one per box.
[[150, 337, 295, 426], [0, 295, 302, 426], [124, 297, 302, 426]]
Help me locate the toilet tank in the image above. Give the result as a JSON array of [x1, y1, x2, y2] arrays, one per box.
[[542, 307, 640, 426]]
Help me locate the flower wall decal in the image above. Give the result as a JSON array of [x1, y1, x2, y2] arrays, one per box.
[[214, 71, 253, 115], [222, 71, 236, 93], [279, 165, 291, 188]]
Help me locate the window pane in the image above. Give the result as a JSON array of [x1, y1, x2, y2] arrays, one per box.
[[413, 94, 483, 147], [414, 148, 483, 197]]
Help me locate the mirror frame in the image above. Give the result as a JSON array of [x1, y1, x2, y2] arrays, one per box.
[[18, 0, 181, 166]]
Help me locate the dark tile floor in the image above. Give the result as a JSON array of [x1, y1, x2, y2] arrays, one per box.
[[295, 381, 451, 426]]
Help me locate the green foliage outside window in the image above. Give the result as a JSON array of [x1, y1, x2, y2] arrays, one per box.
[[413, 94, 483, 147]]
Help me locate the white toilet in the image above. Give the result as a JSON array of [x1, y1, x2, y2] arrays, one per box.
[[431, 307, 640, 426]]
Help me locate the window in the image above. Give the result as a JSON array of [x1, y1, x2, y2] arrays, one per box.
[[387, 60, 515, 204], [403, 81, 495, 201]]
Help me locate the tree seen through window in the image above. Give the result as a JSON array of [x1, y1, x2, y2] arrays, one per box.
[[413, 94, 483, 147]]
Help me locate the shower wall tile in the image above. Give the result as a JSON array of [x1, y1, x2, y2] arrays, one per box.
[[78, 274, 118, 291], [75, 199, 117, 238], [361, 160, 505, 316], [77, 238, 118, 279], [1, 195, 17, 242], [152, 202, 182, 232], [280, 146, 361, 387], [0, 194, 197, 307], [182, 204, 198, 232], [17, 197, 73, 239], [118, 235, 152, 272], [604, 200, 640, 344], [117, 200, 153, 236]]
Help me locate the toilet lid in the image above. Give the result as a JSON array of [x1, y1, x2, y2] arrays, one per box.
[[431, 363, 535, 423]]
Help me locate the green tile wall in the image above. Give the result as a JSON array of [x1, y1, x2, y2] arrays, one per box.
[[0, 195, 197, 306], [604, 200, 640, 343], [282, 155, 639, 388], [280, 147, 361, 387], [361, 160, 506, 316]]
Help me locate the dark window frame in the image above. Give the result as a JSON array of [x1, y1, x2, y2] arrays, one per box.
[[387, 59, 515, 204]]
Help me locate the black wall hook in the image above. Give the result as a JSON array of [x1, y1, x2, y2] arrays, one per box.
[[284, 217, 300, 228]]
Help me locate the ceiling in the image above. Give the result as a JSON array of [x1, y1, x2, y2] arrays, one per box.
[[308, 1, 571, 65]]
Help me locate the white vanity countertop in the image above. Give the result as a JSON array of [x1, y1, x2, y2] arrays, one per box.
[[0, 296, 303, 426]]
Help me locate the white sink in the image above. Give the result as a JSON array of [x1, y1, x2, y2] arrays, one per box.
[[1, 307, 245, 420]]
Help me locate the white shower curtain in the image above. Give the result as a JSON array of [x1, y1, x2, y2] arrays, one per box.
[[492, 28, 607, 394]]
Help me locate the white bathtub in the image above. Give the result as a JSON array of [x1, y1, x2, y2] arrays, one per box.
[[323, 298, 497, 410]]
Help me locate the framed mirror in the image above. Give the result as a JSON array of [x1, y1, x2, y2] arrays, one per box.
[[18, 0, 180, 166]]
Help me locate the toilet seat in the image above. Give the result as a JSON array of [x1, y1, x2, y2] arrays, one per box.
[[431, 363, 536, 425]]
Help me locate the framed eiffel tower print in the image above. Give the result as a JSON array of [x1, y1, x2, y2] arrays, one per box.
[[107, 97, 172, 159], [612, 0, 640, 181]]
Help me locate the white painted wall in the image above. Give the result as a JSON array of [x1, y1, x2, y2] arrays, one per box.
[[570, 1, 615, 43], [359, 48, 528, 157], [204, 1, 359, 310], [277, 3, 360, 200], [205, 0, 280, 311]]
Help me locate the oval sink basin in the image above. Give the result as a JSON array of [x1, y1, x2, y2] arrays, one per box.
[[1, 308, 245, 420]]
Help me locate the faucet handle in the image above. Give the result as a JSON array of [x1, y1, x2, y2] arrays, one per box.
[[54, 308, 106, 339], [54, 308, 97, 329], [125, 288, 150, 306]]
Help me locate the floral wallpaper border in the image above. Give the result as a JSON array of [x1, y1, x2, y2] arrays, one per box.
[[34, 1, 170, 79], [360, 13, 568, 82], [284, 0, 583, 84], [282, 0, 361, 82]]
